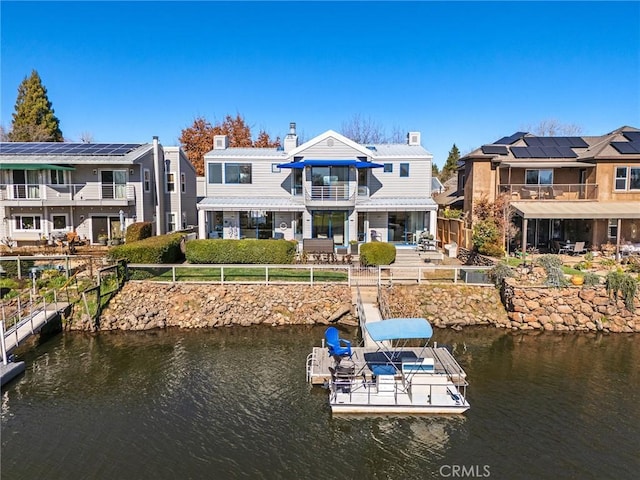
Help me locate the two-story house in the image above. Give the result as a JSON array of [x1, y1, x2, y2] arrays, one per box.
[[459, 126, 640, 254], [0, 137, 197, 245], [197, 123, 438, 246]]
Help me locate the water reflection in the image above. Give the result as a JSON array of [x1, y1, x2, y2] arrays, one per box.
[[1, 326, 639, 479]]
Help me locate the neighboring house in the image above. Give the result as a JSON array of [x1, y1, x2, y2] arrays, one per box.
[[459, 126, 640, 253], [197, 123, 437, 246], [0, 137, 197, 245], [434, 175, 464, 211]]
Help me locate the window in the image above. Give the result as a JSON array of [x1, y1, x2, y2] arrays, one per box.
[[167, 212, 177, 232], [383, 163, 393, 173], [166, 172, 176, 192], [52, 215, 67, 230], [144, 169, 151, 192], [225, 163, 252, 184], [400, 163, 410, 177], [101, 170, 127, 199], [615, 166, 640, 191], [50, 170, 64, 184], [15, 215, 41, 230], [525, 169, 553, 185], [208, 163, 222, 184], [271, 164, 281, 173], [181, 173, 186, 193]]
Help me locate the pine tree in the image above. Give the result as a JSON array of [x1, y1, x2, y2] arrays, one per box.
[[440, 144, 460, 182], [9, 70, 63, 142]]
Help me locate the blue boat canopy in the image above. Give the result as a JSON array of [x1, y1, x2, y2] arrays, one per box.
[[366, 318, 433, 342], [277, 159, 384, 169]]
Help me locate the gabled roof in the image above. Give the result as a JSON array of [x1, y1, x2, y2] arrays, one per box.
[[288, 129, 375, 158]]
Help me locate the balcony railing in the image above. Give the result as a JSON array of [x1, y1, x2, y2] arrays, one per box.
[[499, 183, 598, 200], [0, 183, 135, 202], [305, 185, 356, 204]]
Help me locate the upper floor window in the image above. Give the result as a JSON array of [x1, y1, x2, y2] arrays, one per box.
[[166, 172, 176, 192], [400, 163, 410, 177], [208, 163, 222, 184], [50, 170, 64, 184], [225, 163, 252, 184], [167, 212, 177, 232], [615, 166, 640, 191], [525, 169, 553, 185], [144, 169, 151, 192], [181, 173, 186, 193], [383, 163, 393, 173]]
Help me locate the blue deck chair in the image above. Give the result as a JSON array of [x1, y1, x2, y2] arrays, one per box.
[[325, 326, 352, 359]]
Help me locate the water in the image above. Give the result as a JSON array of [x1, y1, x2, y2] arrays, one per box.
[[2, 326, 639, 479]]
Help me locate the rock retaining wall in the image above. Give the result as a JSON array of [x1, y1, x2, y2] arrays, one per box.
[[67, 283, 356, 331]]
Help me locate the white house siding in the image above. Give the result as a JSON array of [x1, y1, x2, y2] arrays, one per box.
[[294, 136, 371, 160]]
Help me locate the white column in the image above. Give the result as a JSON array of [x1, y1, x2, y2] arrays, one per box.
[[198, 208, 207, 239]]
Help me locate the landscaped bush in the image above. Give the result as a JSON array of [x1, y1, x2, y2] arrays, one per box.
[[606, 270, 637, 312], [479, 242, 505, 257], [125, 222, 153, 243], [472, 219, 503, 256], [582, 272, 601, 286], [185, 239, 297, 264], [359, 242, 396, 266], [536, 254, 568, 287], [488, 261, 515, 287], [107, 233, 184, 264]]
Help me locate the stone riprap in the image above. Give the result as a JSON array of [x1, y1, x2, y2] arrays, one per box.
[[67, 283, 356, 331]]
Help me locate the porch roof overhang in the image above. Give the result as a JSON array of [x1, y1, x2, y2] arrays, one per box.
[[277, 159, 384, 169], [356, 197, 438, 212], [511, 201, 640, 219], [197, 197, 306, 212], [0, 163, 75, 171]]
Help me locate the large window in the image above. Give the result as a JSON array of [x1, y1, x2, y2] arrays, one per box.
[[225, 163, 252, 184], [208, 163, 222, 184], [525, 169, 553, 185], [101, 170, 127, 199], [615, 166, 640, 191], [50, 170, 64, 184], [15, 215, 41, 231]]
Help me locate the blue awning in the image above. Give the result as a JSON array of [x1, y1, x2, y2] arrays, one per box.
[[366, 318, 433, 341], [277, 159, 384, 169]]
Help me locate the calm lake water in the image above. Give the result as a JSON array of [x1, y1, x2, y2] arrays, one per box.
[[2, 326, 639, 479]]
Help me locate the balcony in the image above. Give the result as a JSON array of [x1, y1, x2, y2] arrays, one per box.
[[304, 184, 356, 206], [0, 183, 136, 205], [499, 183, 598, 201]]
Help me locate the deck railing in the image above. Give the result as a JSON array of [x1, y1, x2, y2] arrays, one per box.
[[0, 183, 136, 202], [499, 183, 598, 200]]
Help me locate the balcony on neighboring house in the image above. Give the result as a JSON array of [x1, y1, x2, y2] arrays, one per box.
[[499, 183, 598, 201], [0, 183, 136, 205]]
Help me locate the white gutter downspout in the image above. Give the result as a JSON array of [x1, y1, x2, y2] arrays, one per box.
[[152, 136, 163, 235]]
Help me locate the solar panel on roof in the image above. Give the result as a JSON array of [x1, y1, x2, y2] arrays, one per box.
[[622, 131, 640, 143], [566, 137, 588, 148], [612, 142, 640, 154], [494, 132, 527, 145], [0, 142, 143, 155], [523, 137, 542, 147], [481, 145, 508, 155], [511, 147, 531, 158], [557, 147, 578, 158]]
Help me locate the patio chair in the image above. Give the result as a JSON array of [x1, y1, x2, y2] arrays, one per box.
[[325, 326, 352, 360], [568, 241, 587, 255]]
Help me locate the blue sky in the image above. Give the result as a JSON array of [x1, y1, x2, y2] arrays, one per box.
[[1, 1, 639, 167]]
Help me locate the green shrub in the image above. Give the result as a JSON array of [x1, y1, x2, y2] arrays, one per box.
[[488, 261, 514, 286], [479, 242, 505, 257], [472, 219, 501, 253], [583, 272, 601, 286], [185, 239, 297, 264], [359, 242, 396, 266], [536, 254, 568, 288], [606, 270, 637, 312], [125, 222, 153, 243], [107, 233, 184, 264]]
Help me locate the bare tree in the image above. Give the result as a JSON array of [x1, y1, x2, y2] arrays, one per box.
[[524, 119, 583, 136], [340, 114, 387, 144], [79, 131, 94, 143], [0, 125, 9, 141]]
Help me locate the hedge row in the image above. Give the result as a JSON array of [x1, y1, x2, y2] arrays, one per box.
[[359, 242, 396, 266], [185, 239, 297, 264], [125, 222, 153, 243], [107, 233, 185, 264]]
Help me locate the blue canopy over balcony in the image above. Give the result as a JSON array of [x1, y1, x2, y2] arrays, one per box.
[[277, 159, 384, 169]]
